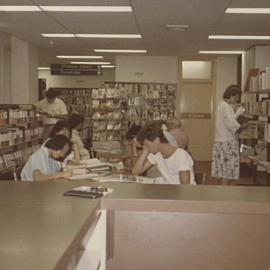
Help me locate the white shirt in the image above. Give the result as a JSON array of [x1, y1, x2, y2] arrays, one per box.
[[21, 147, 62, 181], [147, 148, 196, 185], [215, 101, 240, 142], [35, 97, 67, 125]]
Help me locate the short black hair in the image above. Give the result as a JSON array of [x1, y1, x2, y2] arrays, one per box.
[[68, 113, 84, 130], [223, 85, 242, 99], [136, 125, 168, 145], [49, 120, 71, 138], [125, 124, 142, 140], [45, 88, 58, 99], [44, 135, 70, 150]]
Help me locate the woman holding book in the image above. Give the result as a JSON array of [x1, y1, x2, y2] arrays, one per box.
[[211, 85, 247, 185]]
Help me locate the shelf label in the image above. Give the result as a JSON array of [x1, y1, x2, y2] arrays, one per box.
[[50, 64, 102, 76]]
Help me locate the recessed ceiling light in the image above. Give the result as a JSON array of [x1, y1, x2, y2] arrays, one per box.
[[0, 6, 41, 11], [76, 34, 141, 38], [70, 61, 111, 65], [42, 34, 75, 38], [199, 50, 244, 54], [38, 67, 50, 70], [209, 35, 270, 40], [225, 8, 270, 14], [57, 55, 103, 59], [101, 65, 116, 68], [41, 6, 132, 12], [94, 49, 147, 53]]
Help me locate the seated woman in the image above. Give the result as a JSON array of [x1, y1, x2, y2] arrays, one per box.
[[21, 135, 73, 181], [166, 117, 189, 150], [132, 125, 196, 185], [48, 119, 80, 164], [68, 113, 90, 160]]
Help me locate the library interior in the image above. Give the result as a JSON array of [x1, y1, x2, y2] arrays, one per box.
[[0, 1, 270, 270]]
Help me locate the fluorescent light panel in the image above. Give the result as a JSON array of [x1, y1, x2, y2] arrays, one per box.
[[38, 67, 50, 70], [0, 6, 41, 11], [42, 34, 75, 38], [76, 34, 141, 38], [0, 6, 132, 12], [102, 65, 115, 68], [41, 6, 132, 12], [199, 50, 244, 54], [209, 35, 270, 40], [70, 61, 111, 65], [94, 49, 147, 53], [226, 8, 270, 14], [57, 55, 103, 59]]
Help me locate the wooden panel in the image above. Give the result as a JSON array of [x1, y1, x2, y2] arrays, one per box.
[[179, 81, 214, 161], [107, 211, 270, 270]]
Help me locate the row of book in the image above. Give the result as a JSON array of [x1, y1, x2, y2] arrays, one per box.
[[240, 121, 270, 143], [92, 86, 176, 99], [55, 88, 92, 96], [0, 144, 40, 170], [93, 121, 127, 131], [92, 131, 125, 142], [249, 67, 270, 91], [0, 127, 43, 148], [243, 92, 270, 115]]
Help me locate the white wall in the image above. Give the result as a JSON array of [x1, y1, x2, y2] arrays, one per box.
[[38, 69, 115, 90], [241, 47, 255, 89], [28, 45, 39, 103], [11, 37, 39, 104], [0, 32, 11, 103], [255, 46, 270, 70], [11, 37, 29, 103], [215, 56, 238, 107], [116, 56, 178, 83]]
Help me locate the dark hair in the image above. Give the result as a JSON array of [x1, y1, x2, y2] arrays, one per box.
[[49, 120, 70, 138], [223, 85, 242, 99], [68, 113, 84, 130], [44, 134, 71, 150], [45, 88, 58, 99], [136, 125, 168, 145], [125, 124, 142, 140]]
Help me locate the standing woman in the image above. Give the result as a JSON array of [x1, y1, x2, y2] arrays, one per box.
[[211, 85, 244, 185]]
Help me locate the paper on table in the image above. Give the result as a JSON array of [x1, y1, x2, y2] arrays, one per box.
[[67, 173, 100, 180]]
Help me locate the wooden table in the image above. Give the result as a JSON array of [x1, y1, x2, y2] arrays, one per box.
[[1, 181, 270, 270]]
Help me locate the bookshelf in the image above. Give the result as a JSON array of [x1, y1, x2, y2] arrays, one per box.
[[241, 72, 270, 175], [91, 81, 176, 155], [0, 105, 43, 180]]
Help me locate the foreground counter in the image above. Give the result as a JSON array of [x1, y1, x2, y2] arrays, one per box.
[[0, 181, 270, 270]]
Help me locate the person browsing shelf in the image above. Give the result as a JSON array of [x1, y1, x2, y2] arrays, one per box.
[[68, 113, 90, 160], [132, 125, 195, 185], [21, 135, 73, 181], [211, 85, 248, 185], [34, 88, 68, 141]]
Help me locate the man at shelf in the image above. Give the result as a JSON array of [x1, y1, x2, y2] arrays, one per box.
[[34, 88, 68, 141], [21, 135, 73, 181]]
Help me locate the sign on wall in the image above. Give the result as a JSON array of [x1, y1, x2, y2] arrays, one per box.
[[50, 64, 102, 76]]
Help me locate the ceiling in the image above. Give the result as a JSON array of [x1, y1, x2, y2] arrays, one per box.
[[0, 0, 270, 66]]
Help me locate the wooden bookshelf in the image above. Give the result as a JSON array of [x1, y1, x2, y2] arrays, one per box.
[[241, 70, 270, 173], [0, 105, 43, 180], [91, 81, 176, 155]]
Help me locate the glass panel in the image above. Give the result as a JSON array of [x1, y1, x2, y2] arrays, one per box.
[[182, 61, 212, 79]]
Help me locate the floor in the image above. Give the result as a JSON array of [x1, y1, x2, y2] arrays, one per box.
[[194, 161, 269, 186]]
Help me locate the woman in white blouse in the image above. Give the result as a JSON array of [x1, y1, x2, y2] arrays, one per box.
[[211, 85, 246, 185]]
